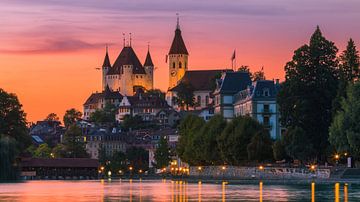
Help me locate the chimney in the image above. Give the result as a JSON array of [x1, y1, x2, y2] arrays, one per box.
[[275, 79, 280, 85]]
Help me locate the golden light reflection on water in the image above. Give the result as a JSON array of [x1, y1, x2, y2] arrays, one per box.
[[335, 182, 340, 202], [344, 183, 348, 202], [259, 181, 263, 202], [311, 182, 315, 202], [0, 180, 356, 201]]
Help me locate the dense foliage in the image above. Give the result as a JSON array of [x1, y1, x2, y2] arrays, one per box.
[[277, 26, 339, 162], [0, 89, 30, 180], [177, 115, 273, 166], [154, 136, 171, 169]]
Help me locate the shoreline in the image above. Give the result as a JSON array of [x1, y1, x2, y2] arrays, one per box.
[[4, 176, 360, 186]]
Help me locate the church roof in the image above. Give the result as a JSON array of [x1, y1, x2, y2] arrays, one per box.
[[108, 46, 146, 75], [170, 69, 231, 92], [102, 47, 111, 67], [169, 28, 188, 55], [144, 50, 154, 67]]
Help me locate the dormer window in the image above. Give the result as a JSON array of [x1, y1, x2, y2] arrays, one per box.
[[263, 88, 270, 97]]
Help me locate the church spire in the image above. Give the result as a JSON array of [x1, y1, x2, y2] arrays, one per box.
[[169, 14, 188, 55], [102, 45, 111, 67], [144, 44, 154, 67]]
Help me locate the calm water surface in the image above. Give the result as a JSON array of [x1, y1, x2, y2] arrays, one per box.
[[0, 179, 359, 201]]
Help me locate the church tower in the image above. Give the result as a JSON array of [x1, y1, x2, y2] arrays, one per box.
[[168, 16, 188, 89], [102, 45, 111, 91]]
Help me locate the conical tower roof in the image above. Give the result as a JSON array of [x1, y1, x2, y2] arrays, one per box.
[[102, 46, 111, 67], [169, 18, 188, 55], [144, 50, 154, 67]]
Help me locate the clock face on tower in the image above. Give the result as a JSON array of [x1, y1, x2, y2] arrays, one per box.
[[171, 70, 177, 77]]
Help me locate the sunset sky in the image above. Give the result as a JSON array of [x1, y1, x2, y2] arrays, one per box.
[[1, 0, 359, 122]]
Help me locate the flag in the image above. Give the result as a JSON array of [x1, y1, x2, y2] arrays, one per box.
[[231, 50, 236, 61]]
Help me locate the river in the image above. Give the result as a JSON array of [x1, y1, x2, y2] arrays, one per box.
[[0, 179, 359, 201]]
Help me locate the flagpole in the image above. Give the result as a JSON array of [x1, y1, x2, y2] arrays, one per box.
[[234, 49, 236, 71]]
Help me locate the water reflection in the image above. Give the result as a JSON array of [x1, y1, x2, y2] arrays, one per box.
[[311, 182, 315, 202], [0, 180, 358, 201]]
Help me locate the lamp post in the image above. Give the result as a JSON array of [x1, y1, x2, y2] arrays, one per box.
[[129, 166, 133, 178]]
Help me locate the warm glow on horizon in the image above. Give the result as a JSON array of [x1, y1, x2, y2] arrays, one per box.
[[1, 0, 359, 122]]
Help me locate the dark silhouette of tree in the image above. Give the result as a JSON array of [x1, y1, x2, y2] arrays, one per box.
[[154, 136, 171, 169], [173, 82, 195, 110], [277, 26, 339, 161], [44, 113, 60, 122], [63, 108, 82, 128]]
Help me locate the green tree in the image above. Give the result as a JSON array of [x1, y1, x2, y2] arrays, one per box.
[[63, 108, 82, 128], [45, 113, 60, 122], [0, 135, 19, 180], [272, 140, 287, 161], [199, 115, 227, 165], [217, 116, 264, 165], [63, 125, 88, 158], [34, 143, 51, 158], [339, 38, 360, 83], [126, 147, 149, 172], [154, 136, 171, 169], [89, 103, 116, 125], [52, 144, 67, 158], [277, 26, 339, 161], [122, 115, 143, 131], [173, 82, 195, 110], [0, 88, 30, 180], [110, 151, 127, 174], [247, 129, 273, 162], [252, 67, 266, 81], [330, 82, 360, 162], [176, 115, 205, 165], [282, 127, 315, 163], [332, 39, 360, 116]]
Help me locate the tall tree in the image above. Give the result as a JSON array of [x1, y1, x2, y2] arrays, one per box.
[[63, 125, 88, 158], [329, 82, 360, 162], [199, 115, 227, 165], [176, 115, 204, 165], [282, 127, 315, 163], [277, 26, 339, 161], [0, 88, 30, 180], [332, 39, 360, 116], [154, 136, 171, 169], [44, 113, 60, 122], [339, 38, 360, 83], [63, 108, 82, 128], [173, 81, 195, 110]]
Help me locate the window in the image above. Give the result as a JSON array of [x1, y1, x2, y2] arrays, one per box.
[[263, 116, 270, 126], [173, 62, 176, 69], [179, 62, 182, 68], [263, 88, 270, 97], [197, 95, 201, 105], [205, 96, 209, 105], [264, 104, 269, 112]]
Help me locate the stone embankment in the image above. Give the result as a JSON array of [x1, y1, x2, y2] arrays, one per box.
[[189, 166, 331, 179]]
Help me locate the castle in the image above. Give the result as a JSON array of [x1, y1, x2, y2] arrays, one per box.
[[101, 42, 154, 96]]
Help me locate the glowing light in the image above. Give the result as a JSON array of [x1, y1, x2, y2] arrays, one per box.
[[222, 166, 226, 170], [335, 154, 340, 160], [129, 166, 133, 171], [259, 165, 264, 170], [139, 169, 143, 173], [198, 166, 202, 171], [107, 171, 112, 176]]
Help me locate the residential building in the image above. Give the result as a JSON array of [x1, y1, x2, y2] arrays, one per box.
[[233, 79, 281, 139], [213, 71, 252, 120]]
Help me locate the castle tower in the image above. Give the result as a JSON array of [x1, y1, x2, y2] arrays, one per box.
[[102, 45, 111, 91], [168, 16, 189, 89], [144, 47, 154, 90]]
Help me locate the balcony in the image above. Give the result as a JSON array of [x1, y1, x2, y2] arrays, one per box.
[[261, 108, 272, 114]]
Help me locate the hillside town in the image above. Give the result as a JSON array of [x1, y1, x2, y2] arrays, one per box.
[[2, 19, 360, 182]]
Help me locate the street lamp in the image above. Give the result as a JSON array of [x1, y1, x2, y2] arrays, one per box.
[[258, 165, 264, 170]]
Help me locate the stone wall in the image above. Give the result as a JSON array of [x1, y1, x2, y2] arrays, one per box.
[[189, 166, 330, 179]]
